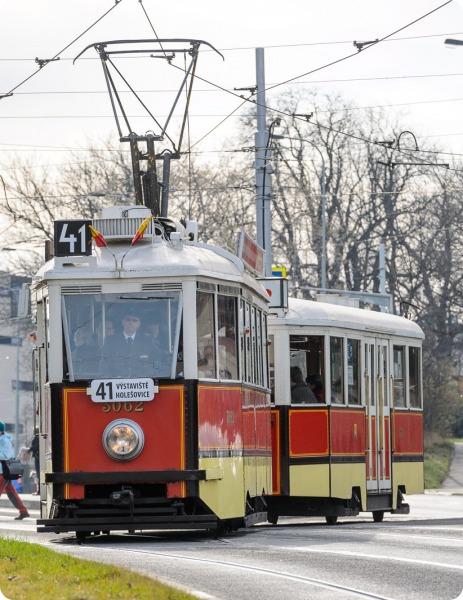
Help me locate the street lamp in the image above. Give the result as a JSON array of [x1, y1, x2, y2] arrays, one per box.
[[444, 38, 463, 47]]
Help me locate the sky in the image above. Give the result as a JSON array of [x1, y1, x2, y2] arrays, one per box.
[[1, 0, 463, 234]]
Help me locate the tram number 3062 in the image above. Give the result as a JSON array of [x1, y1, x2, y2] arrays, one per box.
[[101, 402, 145, 413]]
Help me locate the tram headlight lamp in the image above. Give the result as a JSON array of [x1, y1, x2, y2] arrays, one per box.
[[102, 419, 144, 461]]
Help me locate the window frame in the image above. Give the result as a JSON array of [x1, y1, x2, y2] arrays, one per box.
[[408, 345, 422, 410], [392, 344, 407, 410], [329, 335, 345, 406], [346, 337, 362, 406], [289, 333, 327, 406]]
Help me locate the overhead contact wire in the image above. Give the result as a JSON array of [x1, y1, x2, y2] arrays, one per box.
[[1, 0, 124, 99], [266, 0, 454, 92]]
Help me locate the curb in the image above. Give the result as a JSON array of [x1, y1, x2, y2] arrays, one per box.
[[0, 495, 40, 511]]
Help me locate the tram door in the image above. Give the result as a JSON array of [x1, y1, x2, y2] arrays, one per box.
[[365, 339, 391, 493]]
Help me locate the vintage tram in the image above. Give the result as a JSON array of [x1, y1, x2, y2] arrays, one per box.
[[266, 295, 424, 524], [33, 207, 272, 537]]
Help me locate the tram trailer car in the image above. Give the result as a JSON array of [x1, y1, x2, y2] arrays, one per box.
[[33, 207, 272, 538], [266, 297, 424, 524]]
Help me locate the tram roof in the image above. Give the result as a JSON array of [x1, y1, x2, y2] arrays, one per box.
[[34, 240, 268, 299], [270, 297, 424, 339]]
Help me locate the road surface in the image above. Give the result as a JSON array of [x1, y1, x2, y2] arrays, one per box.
[[0, 492, 462, 600]]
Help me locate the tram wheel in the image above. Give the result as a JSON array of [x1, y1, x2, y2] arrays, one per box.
[[372, 511, 384, 523], [325, 515, 338, 526], [268, 513, 279, 525], [76, 531, 91, 543]]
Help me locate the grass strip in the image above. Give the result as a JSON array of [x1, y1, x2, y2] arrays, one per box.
[[0, 537, 195, 600], [424, 440, 454, 489]]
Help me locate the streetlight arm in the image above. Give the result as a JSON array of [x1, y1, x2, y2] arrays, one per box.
[[445, 38, 463, 46]]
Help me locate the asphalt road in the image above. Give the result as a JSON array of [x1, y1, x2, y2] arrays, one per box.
[[0, 492, 462, 600]]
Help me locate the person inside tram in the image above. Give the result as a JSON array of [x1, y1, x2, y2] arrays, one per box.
[[72, 326, 100, 379], [307, 374, 324, 403], [198, 344, 216, 378], [101, 310, 154, 378], [290, 366, 317, 404], [144, 318, 171, 373], [96, 319, 115, 349]]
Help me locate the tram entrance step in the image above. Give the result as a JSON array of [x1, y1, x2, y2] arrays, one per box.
[[366, 494, 393, 511]]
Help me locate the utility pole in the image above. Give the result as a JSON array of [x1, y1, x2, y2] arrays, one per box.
[[378, 241, 387, 312], [255, 47, 273, 276], [320, 164, 327, 289]]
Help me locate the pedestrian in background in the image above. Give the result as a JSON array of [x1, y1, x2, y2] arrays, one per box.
[[0, 421, 30, 519], [28, 427, 40, 495]]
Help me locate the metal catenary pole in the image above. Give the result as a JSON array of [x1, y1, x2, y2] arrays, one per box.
[[320, 163, 327, 289], [255, 47, 272, 276]]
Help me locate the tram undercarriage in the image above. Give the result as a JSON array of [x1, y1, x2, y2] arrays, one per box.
[[38, 481, 267, 536], [265, 487, 410, 525]]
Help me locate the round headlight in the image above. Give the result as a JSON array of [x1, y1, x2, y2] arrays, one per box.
[[102, 419, 144, 461]]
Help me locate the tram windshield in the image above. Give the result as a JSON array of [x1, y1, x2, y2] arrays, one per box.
[[62, 291, 182, 381]]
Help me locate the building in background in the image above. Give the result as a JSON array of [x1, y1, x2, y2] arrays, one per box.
[[0, 271, 34, 451]]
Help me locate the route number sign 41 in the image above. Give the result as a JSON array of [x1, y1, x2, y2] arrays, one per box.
[[54, 220, 92, 257]]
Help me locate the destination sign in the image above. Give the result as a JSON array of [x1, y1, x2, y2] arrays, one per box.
[[236, 230, 264, 276], [87, 379, 158, 403]]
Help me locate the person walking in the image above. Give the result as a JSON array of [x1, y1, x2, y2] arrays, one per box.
[[0, 421, 30, 519], [28, 428, 40, 495]]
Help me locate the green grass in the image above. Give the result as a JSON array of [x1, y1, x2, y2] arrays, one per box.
[[0, 538, 195, 600], [424, 440, 454, 489]]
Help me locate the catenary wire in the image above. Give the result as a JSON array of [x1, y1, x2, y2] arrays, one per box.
[[137, 0, 168, 58], [7, 71, 463, 97], [1, 30, 463, 61], [1, 0, 124, 98], [266, 0, 454, 92]]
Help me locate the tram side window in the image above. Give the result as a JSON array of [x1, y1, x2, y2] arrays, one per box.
[[261, 312, 268, 389], [197, 291, 217, 379], [268, 334, 275, 400], [393, 346, 406, 408], [330, 337, 344, 404], [347, 339, 361, 405], [409, 347, 421, 408], [290, 335, 325, 404], [217, 294, 238, 380], [239, 299, 246, 382]]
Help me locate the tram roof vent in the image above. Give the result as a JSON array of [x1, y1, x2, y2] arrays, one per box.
[[94, 205, 153, 242]]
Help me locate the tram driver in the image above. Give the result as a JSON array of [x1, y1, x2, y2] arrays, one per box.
[[101, 310, 154, 378]]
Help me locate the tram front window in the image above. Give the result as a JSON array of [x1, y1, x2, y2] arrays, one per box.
[[62, 291, 182, 380]]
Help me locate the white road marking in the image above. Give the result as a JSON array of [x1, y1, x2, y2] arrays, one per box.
[[315, 528, 463, 544], [285, 547, 463, 571], [60, 543, 398, 600]]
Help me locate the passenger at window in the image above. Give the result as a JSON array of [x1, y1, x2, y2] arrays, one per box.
[[198, 344, 216, 378], [218, 326, 238, 379], [72, 326, 100, 379], [290, 366, 316, 404], [101, 311, 154, 378], [96, 319, 115, 348], [144, 319, 171, 372], [307, 374, 324, 402]]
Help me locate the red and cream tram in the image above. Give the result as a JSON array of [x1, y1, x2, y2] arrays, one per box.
[[266, 296, 424, 524], [33, 207, 272, 538]]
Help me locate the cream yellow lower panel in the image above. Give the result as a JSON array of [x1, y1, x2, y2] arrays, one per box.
[[256, 456, 272, 497], [392, 462, 424, 496], [199, 457, 245, 520], [330, 463, 367, 510], [289, 464, 330, 497]]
